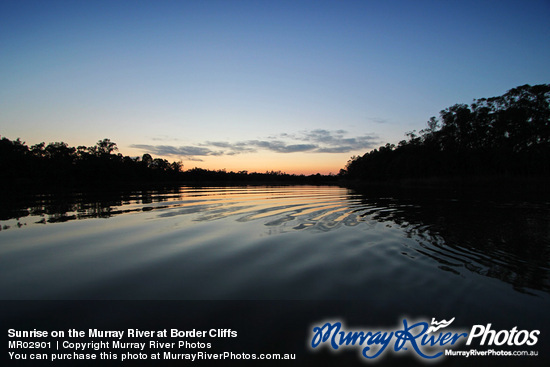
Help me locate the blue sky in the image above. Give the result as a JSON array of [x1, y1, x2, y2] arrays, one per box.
[[1, 0, 549, 174]]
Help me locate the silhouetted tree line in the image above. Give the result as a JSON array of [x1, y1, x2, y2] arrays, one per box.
[[179, 167, 333, 184], [343, 84, 550, 181], [0, 138, 184, 187], [0, 137, 336, 188]]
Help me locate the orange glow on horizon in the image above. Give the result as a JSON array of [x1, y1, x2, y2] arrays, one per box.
[[123, 146, 350, 176]]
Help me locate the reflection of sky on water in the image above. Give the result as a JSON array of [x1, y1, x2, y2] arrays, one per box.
[[0, 186, 549, 300]]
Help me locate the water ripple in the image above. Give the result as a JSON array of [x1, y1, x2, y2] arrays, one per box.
[[1, 185, 549, 298]]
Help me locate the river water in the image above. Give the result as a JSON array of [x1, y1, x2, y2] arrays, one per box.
[[1, 185, 549, 365]]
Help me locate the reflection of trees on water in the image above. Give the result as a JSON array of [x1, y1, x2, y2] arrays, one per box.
[[0, 187, 183, 229], [350, 186, 550, 294], [1, 185, 548, 295]]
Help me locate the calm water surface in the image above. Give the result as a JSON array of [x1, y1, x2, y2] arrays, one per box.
[[1, 185, 549, 320]]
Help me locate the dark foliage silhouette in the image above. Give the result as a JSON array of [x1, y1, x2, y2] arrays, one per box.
[[0, 138, 336, 189], [343, 84, 550, 181], [0, 138, 185, 188]]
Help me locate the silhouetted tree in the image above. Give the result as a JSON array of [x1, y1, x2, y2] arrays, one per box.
[[95, 138, 118, 156], [142, 153, 153, 167]]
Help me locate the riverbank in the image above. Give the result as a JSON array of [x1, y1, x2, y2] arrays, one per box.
[[340, 175, 550, 200]]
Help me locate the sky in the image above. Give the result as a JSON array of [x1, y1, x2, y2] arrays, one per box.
[[1, 0, 549, 175]]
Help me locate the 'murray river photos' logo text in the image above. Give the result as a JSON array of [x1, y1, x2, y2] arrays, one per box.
[[309, 317, 539, 362]]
